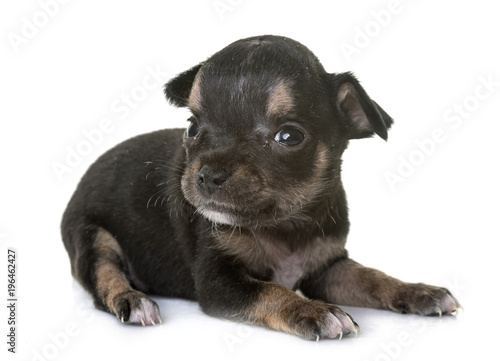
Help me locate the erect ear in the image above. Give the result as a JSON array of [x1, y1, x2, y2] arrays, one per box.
[[332, 72, 394, 140], [164, 63, 204, 107]]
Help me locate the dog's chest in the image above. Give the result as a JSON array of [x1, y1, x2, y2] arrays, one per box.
[[260, 237, 341, 290], [218, 232, 344, 290], [270, 252, 305, 289]]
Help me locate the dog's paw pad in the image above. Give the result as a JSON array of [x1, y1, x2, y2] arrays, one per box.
[[112, 291, 162, 326]]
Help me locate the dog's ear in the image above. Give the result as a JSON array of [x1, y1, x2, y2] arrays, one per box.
[[332, 72, 393, 140], [164, 63, 203, 107]]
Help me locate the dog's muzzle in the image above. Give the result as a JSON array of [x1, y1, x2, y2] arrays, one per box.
[[197, 165, 229, 196]]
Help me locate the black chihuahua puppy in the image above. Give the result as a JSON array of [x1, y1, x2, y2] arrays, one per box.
[[62, 35, 460, 341]]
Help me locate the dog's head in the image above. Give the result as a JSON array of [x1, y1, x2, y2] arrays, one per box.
[[164, 35, 393, 228]]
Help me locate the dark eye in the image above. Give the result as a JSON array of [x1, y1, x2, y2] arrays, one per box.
[[274, 128, 305, 146], [186, 117, 199, 138]]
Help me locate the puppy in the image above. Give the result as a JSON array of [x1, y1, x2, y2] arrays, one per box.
[[61, 35, 460, 340]]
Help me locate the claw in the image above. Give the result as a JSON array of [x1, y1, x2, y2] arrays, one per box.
[[451, 305, 464, 316], [338, 331, 343, 341], [316, 335, 320, 342], [151, 320, 156, 326], [438, 309, 442, 318], [121, 316, 124, 323], [140, 318, 145, 327]]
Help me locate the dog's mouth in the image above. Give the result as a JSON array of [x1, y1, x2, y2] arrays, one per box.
[[181, 162, 280, 227], [197, 204, 237, 225], [195, 200, 277, 227]]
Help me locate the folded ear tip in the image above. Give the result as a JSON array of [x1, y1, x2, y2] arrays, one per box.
[[163, 80, 185, 106], [164, 63, 204, 108], [163, 82, 170, 98], [372, 101, 394, 141], [163, 78, 177, 97]]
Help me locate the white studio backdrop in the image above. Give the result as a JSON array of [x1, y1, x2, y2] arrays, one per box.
[[1, 1, 499, 360]]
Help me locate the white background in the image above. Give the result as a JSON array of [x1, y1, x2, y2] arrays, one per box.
[[1, 1, 499, 360]]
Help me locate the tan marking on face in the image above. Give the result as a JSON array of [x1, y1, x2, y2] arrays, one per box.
[[180, 158, 201, 204], [93, 228, 133, 313], [188, 73, 203, 113], [267, 79, 295, 117], [274, 142, 331, 216]]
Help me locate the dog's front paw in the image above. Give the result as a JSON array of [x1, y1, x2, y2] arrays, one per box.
[[283, 300, 359, 341], [391, 283, 461, 317], [111, 290, 162, 326]]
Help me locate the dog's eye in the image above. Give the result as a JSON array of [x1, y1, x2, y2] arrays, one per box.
[[274, 128, 305, 146], [186, 118, 199, 138]]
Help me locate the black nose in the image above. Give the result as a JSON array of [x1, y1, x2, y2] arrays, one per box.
[[197, 166, 229, 195]]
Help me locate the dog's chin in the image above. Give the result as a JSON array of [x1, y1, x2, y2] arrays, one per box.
[[198, 206, 236, 226], [196, 202, 277, 228]]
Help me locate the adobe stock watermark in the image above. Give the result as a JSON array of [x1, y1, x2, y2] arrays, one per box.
[[363, 277, 466, 361], [442, 277, 467, 300], [7, 0, 71, 54], [385, 73, 499, 191], [340, 0, 411, 63], [222, 324, 254, 353], [362, 316, 449, 361], [51, 64, 169, 182], [212, 0, 244, 21], [30, 302, 95, 361]]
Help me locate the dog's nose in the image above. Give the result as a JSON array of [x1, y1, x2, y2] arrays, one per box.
[[197, 166, 229, 195]]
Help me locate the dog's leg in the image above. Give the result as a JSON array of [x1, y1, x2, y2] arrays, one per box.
[[301, 258, 461, 316], [74, 227, 162, 326], [194, 249, 359, 340]]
